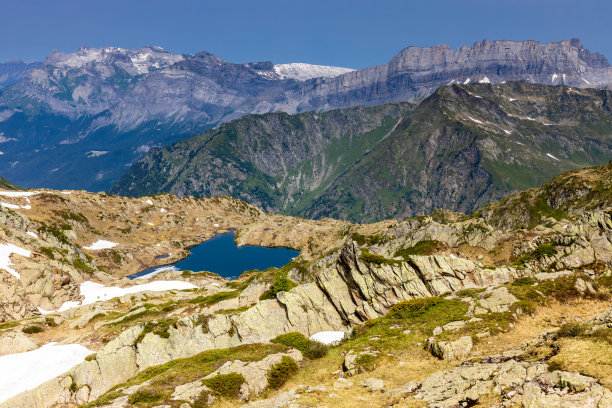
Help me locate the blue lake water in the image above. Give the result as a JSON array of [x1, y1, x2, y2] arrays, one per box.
[[129, 231, 299, 280]]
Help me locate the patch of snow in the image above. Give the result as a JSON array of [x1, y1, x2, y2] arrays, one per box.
[[0, 191, 38, 197], [134, 265, 179, 280], [552, 73, 558, 82], [310, 331, 345, 345], [467, 116, 483, 124], [156, 243, 161, 247], [0, 202, 19, 209], [563, 74, 567, 82], [0, 342, 93, 403], [214, 223, 219, 228], [463, 78, 471, 84], [0, 242, 31, 279], [85, 150, 109, 158], [147, 222, 154, 226], [503, 129, 512, 135], [546, 153, 561, 161], [478, 76, 490, 84], [273, 63, 354, 81], [60, 191, 72, 195], [146, 199, 153, 205], [449, 254, 457, 259], [26, 232, 38, 239], [160, 208, 167, 213], [83, 240, 118, 250], [78, 280, 196, 307], [515, 141, 525, 146], [508, 98, 517, 101], [582, 77, 591, 85], [500, 81, 506, 84]]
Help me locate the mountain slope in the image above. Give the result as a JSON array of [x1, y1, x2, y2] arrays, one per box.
[[1, 39, 611, 190], [110, 102, 414, 211], [112, 82, 612, 222]]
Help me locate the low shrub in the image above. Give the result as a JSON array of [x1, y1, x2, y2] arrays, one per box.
[[267, 356, 299, 389], [387, 297, 443, 320], [22, 325, 43, 334], [557, 323, 587, 338], [201, 372, 245, 398], [395, 240, 444, 259], [259, 276, 297, 300], [127, 388, 165, 405]]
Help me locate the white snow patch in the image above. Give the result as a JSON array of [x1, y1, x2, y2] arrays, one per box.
[[0, 202, 19, 209], [0, 191, 38, 197], [146, 199, 153, 205], [273, 63, 354, 81], [546, 153, 561, 161], [463, 78, 471, 84], [160, 208, 167, 213], [214, 223, 219, 228], [508, 98, 517, 101], [503, 129, 512, 135], [134, 265, 179, 280], [552, 73, 558, 82], [582, 77, 591, 85], [467, 116, 483, 124], [26, 232, 38, 239], [563, 74, 567, 82], [310, 331, 345, 345], [0, 342, 93, 403], [515, 141, 525, 146], [478, 76, 490, 84], [60, 191, 73, 195], [147, 222, 154, 226], [49, 280, 197, 312], [83, 240, 118, 250], [450, 254, 457, 259], [0, 242, 31, 279]]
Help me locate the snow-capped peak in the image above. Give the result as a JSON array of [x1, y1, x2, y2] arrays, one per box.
[[273, 63, 354, 81], [43, 46, 184, 74]]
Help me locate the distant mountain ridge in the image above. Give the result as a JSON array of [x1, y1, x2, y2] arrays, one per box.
[[0, 39, 611, 191], [111, 82, 612, 222]]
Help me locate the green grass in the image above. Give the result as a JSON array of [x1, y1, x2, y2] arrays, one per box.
[[188, 290, 240, 305], [270, 332, 328, 359], [394, 240, 445, 259]]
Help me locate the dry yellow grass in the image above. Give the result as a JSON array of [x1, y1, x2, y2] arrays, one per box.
[[549, 338, 612, 388]]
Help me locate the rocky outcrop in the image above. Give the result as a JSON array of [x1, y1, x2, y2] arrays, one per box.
[[0, 332, 38, 356], [425, 336, 473, 361], [204, 349, 302, 401], [410, 360, 612, 408]]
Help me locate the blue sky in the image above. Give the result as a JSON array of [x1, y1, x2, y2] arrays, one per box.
[[1, 0, 611, 68]]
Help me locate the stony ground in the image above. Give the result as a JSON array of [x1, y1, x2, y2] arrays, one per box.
[[0, 163, 611, 407]]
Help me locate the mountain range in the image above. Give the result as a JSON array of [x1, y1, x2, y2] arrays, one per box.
[[1, 39, 611, 191], [111, 82, 612, 222]]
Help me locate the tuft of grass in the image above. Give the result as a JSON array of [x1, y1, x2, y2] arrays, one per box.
[[267, 356, 299, 389], [189, 290, 240, 305], [359, 248, 402, 266], [127, 388, 166, 405], [394, 240, 444, 259], [271, 332, 328, 359]]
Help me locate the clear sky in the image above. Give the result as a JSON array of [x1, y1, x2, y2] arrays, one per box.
[[1, 0, 611, 68]]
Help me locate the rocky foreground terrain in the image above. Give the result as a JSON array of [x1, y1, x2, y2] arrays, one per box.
[[0, 163, 610, 407]]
